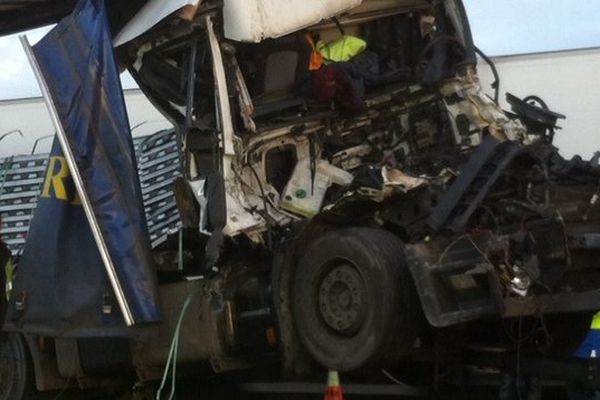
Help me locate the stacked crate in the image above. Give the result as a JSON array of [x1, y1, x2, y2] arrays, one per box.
[[135, 129, 183, 248], [0, 154, 48, 254], [0, 129, 182, 254]]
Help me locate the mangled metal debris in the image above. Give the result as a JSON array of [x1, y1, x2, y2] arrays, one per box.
[[2, 0, 600, 392], [121, 0, 600, 331], [115, 1, 600, 330]]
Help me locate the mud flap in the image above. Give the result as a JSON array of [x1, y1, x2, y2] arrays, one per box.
[[405, 236, 505, 328]]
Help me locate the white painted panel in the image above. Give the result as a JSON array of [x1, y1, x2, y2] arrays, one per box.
[[0, 89, 172, 157], [478, 48, 600, 159], [223, 0, 362, 42], [113, 0, 200, 47]]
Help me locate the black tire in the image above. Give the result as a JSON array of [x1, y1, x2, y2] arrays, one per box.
[[0, 333, 35, 400], [292, 228, 419, 372], [0, 240, 9, 321]]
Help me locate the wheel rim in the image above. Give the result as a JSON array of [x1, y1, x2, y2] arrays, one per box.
[[318, 263, 367, 336]]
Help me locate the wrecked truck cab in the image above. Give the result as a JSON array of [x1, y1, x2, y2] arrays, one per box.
[[116, 0, 600, 373], [2, 1, 600, 394], [126, 0, 486, 242]]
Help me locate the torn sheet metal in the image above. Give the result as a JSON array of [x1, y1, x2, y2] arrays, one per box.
[[223, 0, 363, 42], [354, 167, 426, 202], [113, 0, 201, 47], [441, 69, 528, 143], [382, 167, 426, 192]]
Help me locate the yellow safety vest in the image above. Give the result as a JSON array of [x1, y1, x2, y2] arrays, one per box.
[[317, 35, 367, 63], [591, 312, 600, 330]]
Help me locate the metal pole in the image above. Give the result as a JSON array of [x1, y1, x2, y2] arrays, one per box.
[[206, 16, 235, 179], [20, 35, 135, 326], [31, 134, 54, 155], [0, 129, 24, 142], [185, 39, 198, 130]]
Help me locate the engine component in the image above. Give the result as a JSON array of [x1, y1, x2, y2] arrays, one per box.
[[428, 135, 521, 232]]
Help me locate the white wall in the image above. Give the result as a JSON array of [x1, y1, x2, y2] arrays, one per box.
[[478, 47, 600, 160], [0, 88, 172, 158]]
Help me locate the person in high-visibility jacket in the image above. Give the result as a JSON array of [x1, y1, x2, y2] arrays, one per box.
[[569, 313, 600, 400], [574, 313, 600, 359]]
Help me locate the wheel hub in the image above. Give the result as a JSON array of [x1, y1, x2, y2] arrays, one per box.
[[318, 263, 366, 335]]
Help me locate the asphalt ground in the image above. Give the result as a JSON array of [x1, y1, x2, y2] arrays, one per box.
[[41, 381, 586, 400]]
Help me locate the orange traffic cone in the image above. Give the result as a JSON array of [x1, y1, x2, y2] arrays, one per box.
[[324, 370, 344, 400]]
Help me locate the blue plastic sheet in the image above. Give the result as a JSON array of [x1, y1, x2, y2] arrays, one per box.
[[5, 0, 161, 336]]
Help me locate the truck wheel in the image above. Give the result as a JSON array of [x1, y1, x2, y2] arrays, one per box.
[[0, 333, 35, 400], [292, 228, 419, 372]]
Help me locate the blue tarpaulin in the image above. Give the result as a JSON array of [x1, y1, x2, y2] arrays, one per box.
[[4, 0, 161, 336]]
